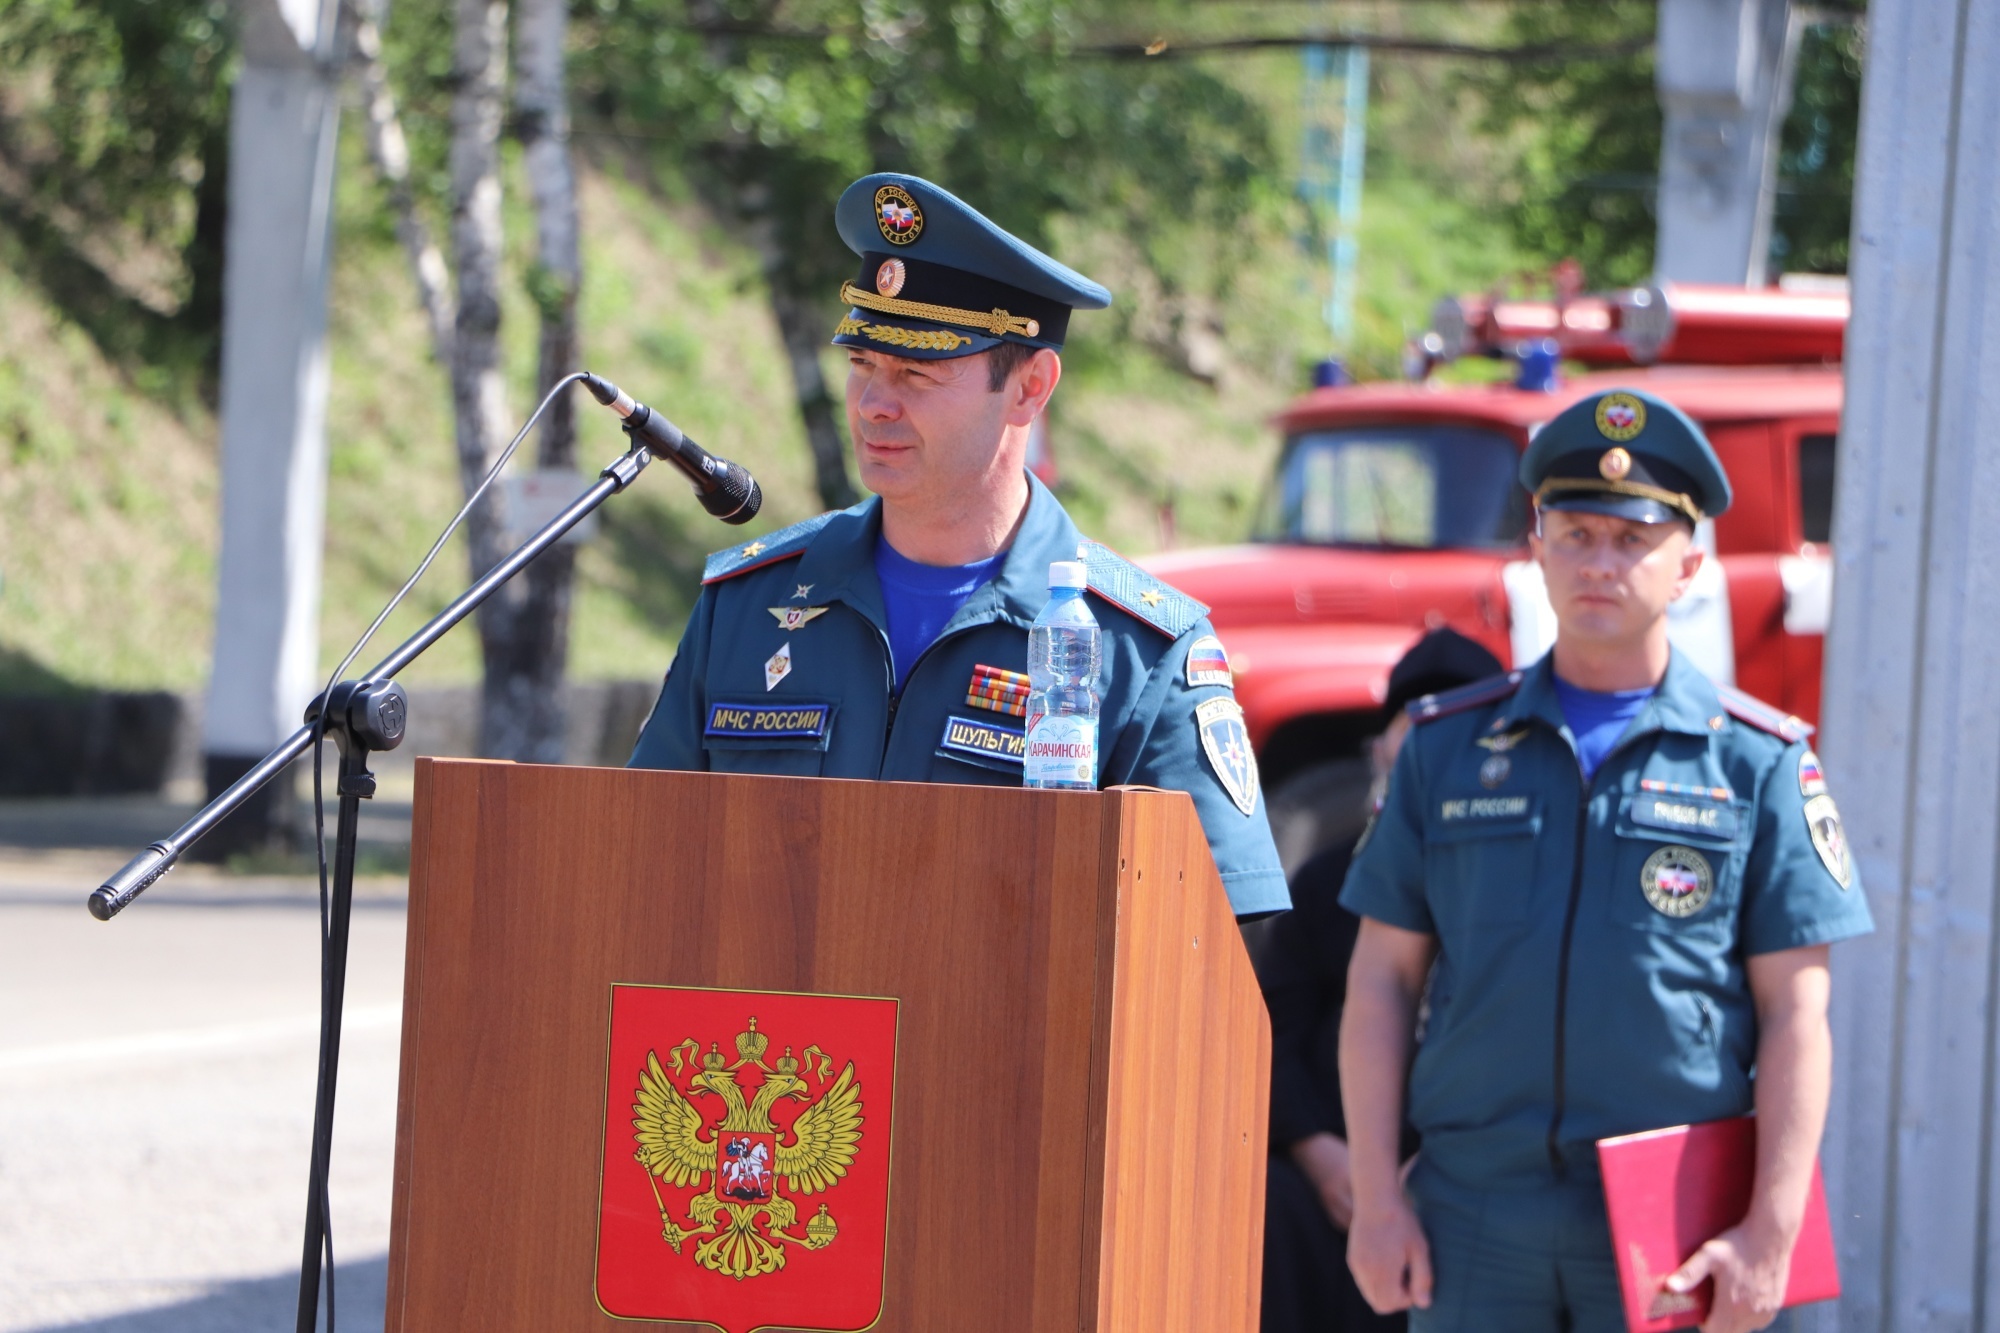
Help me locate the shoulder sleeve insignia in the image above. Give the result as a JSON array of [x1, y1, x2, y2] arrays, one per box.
[[1081, 541, 1207, 639], [1714, 685, 1814, 742], [1185, 635, 1233, 689], [1196, 697, 1259, 815], [1407, 670, 1524, 725], [702, 511, 839, 584], [1803, 793, 1854, 888]]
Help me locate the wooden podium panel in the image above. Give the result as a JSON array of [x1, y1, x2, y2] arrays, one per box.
[[385, 760, 1267, 1333]]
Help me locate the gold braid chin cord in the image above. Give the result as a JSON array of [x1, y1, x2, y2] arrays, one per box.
[[838, 282, 1041, 339]]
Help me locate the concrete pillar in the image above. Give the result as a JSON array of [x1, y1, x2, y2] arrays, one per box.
[[199, 0, 341, 852], [1653, 0, 1798, 286], [1810, 2, 2000, 1329]]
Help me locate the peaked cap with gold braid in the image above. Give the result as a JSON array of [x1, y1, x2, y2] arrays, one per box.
[[830, 173, 1111, 361], [1519, 387, 1733, 526]]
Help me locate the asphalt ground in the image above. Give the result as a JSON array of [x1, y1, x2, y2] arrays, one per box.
[[0, 848, 408, 1333]]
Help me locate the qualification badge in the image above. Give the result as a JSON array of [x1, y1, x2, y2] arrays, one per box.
[[765, 642, 792, 691], [1196, 697, 1259, 816], [1640, 845, 1714, 917], [769, 606, 829, 632], [596, 984, 898, 1333], [1475, 727, 1527, 789]]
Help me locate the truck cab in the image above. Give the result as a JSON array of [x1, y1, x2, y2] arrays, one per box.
[[1140, 282, 1846, 864]]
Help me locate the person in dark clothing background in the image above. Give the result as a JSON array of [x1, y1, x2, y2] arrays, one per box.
[[1254, 629, 1504, 1333]]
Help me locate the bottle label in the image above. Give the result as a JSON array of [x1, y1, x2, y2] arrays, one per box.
[[1024, 713, 1097, 788]]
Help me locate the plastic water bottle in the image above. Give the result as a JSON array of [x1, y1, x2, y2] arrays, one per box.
[[1024, 559, 1101, 790]]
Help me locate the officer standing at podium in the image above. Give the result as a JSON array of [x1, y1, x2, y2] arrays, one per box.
[[1338, 390, 1873, 1333], [629, 173, 1288, 919]]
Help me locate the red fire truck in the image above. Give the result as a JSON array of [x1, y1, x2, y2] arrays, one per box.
[[1139, 281, 1847, 860]]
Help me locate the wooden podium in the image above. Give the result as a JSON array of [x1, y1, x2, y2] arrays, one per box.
[[385, 760, 1269, 1333]]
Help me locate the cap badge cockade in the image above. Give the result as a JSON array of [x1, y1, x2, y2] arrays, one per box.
[[1599, 446, 1633, 481], [875, 185, 924, 246], [1595, 391, 1647, 442], [875, 259, 906, 297]]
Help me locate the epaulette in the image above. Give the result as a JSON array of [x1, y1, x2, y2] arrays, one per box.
[[1714, 684, 1814, 742], [1082, 541, 1209, 639], [1407, 670, 1524, 724], [702, 511, 838, 584]]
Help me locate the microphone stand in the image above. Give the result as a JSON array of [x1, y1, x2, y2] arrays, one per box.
[[88, 440, 656, 1333]]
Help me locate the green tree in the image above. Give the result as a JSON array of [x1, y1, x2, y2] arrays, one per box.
[[1769, 21, 1863, 275], [0, 0, 236, 385], [569, 0, 1279, 508], [1470, 2, 1865, 286], [1467, 0, 1660, 288]]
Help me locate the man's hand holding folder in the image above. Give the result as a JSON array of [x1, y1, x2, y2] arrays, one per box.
[[1598, 947, 1841, 1333]]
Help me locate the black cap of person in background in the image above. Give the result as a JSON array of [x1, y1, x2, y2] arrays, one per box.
[[1383, 628, 1505, 720]]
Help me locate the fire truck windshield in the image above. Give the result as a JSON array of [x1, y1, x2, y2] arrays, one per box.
[[1253, 426, 1527, 550]]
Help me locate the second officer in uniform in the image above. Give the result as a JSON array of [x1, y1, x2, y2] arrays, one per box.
[[629, 173, 1288, 918], [1338, 389, 1873, 1333]]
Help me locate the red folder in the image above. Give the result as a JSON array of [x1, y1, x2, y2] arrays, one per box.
[[1597, 1117, 1840, 1332]]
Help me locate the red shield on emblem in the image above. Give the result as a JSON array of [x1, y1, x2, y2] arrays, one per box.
[[595, 984, 899, 1332]]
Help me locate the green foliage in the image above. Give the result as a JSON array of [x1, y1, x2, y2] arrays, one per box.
[[569, 0, 1280, 315], [0, 0, 237, 378], [1471, 4, 1866, 285], [1771, 22, 1863, 274], [1466, 0, 1660, 288]]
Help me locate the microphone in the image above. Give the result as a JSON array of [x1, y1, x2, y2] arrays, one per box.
[[579, 373, 762, 524]]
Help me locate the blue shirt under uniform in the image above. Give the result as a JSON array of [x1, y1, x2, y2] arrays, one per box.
[[1552, 676, 1655, 779], [873, 539, 1004, 691]]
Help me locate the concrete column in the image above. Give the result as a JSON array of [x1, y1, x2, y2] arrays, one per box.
[[1653, 0, 1798, 286], [199, 0, 341, 852], [1810, 2, 2000, 1329]]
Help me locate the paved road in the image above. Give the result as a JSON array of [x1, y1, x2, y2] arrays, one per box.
[[0, 851, 406, 1332]]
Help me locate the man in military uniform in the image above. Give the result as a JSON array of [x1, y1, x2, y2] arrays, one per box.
[[629, 173, 1287, 918], [1338, 389, 1872, 1333]]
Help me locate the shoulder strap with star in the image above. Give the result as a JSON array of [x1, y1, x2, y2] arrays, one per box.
[[1714, 683, 1814, 742], [1407, 670, 1524, 724], [1080, 540, 1208, 639], [702, 511, 838, 584]]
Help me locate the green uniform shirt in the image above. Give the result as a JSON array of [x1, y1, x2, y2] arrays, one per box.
[[629, 473, 1290, 917], [1340, 650, 1873, 1189]]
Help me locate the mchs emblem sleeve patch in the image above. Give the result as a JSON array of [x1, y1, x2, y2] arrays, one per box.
[[597, 984, 900, 1333]]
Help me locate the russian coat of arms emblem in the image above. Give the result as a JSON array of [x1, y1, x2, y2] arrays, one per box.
[[596, 985, 899, 1332]]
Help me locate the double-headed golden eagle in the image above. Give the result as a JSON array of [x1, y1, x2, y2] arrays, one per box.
[[632, 1034, 864, 1278]]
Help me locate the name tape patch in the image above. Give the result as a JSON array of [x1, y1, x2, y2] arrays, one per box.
[[1629, 794, 1739, 840], [1440, 795, 1532, 821], [705, 702, 831, 740], [939, 714, 1025, 764]]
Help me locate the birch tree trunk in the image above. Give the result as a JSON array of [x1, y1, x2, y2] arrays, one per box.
[[349, 0, 455, 363], [486, 0, 583, 763], [448, 0, 522, 755], [768, 281, 859, 512], [722, 167, 857, 512]]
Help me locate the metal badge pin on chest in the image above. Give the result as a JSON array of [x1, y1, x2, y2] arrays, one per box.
[[769, 605, 828, 631], [1479, 754, 1511, 788], [765, 641, 793, 691]]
